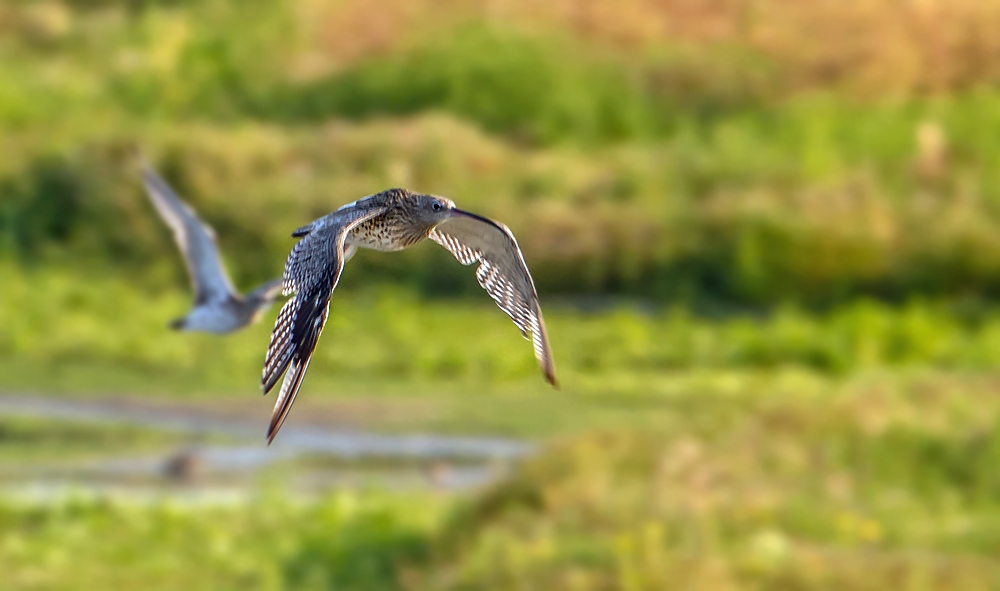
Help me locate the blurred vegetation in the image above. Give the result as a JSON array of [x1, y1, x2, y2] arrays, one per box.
[[5, 1, 1000, 588], [5, 369, 1000, 589], [0, 492, 439, 591], [9, 262, 1000, 395], [0, 415, 184, 464], [4, 0, 1000, 304], [436, 378, 1000, 590]]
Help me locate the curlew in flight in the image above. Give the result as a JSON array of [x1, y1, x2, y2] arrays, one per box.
[[262, 188, 557, 443], [141, 163, 284, 333]]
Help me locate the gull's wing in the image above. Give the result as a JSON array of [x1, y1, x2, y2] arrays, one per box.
[[430, 210, 558, 387], [261, 205, 387, 444], [141, 164, 238, 305]]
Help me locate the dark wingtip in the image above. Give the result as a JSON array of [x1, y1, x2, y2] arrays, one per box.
[[266, 409, 287, 445], [546, 372, 560, 390]]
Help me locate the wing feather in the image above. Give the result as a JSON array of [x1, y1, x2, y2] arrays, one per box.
[[261, 205, 386, 443], [430, 210, 558, 387], [140, 163, 237, 304]]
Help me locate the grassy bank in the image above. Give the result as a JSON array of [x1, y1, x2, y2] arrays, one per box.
[[0, 415, 186, 464], [7, 264, 1000, 390], [4, 262, 1000, 441], [0, 492, 440, 591], [5, 2, 1000, 303], [8, 99, 1000, 304], [4, 366, 1000, 590]]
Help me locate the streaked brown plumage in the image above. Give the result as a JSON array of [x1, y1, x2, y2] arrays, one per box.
[[262, 188, 557, 443]]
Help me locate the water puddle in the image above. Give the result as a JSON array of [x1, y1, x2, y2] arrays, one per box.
[[0, 396, 533, 502]]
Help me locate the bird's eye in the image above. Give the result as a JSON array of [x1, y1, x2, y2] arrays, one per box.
[[432, 201, 441, 211]]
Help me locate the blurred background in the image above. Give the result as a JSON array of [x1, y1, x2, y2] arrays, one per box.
[[2, 0, 1000, 588]]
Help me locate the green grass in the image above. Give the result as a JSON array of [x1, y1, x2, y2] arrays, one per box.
[[4, 2, 1000, 588], [8, 262, 1000, 438], [3, 369, 1000, 590], [0, 416, 186, 465], [9, 101, 1000, 303], [436, 403, 1000, 589], [7, 263, 1000, 377], [6, 3, 1000, 303], [0, 492, 440, 591]]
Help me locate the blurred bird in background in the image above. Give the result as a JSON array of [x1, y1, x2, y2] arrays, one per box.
[[140, 162, 284, 333]]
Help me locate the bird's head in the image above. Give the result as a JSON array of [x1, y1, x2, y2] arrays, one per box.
[[412, 193, 457, 226]]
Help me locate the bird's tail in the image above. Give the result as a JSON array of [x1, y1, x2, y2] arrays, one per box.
[[262, 288, 330, 443], [248, 278, 286, 306]]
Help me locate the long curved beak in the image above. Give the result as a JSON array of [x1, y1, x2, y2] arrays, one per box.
[[448, 208, 508, 233], [448, 208, 478, 220]]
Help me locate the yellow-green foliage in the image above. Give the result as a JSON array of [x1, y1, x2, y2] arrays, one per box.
[[429, 372, 1000, 589], [5, 2, 1000, 302], [433, 378, 1000, 589], [4, 372, 1000, 590], [5, 264, 1000, 394], [0, 415, 184, 464], [0, 493, 439, 591], [5, 2, 1000, 590]]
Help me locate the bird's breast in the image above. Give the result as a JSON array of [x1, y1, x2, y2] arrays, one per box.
[[184, 304, 245, 333], [348, 216, 428, 252]]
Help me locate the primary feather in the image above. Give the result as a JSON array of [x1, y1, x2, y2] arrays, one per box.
[[262, 205, 387, 443], [430, 210, 557, 387]]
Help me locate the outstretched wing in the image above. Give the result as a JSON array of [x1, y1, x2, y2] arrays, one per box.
[[140, 163, 237, 305], [261, 206, 386, 444], [430, 210, 558, 387]]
